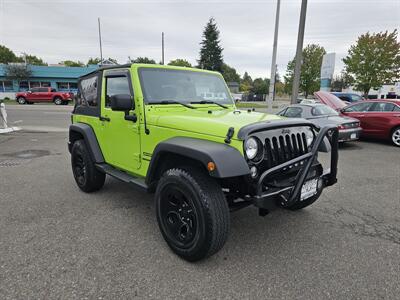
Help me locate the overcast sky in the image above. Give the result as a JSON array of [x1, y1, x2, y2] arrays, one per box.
[[0, 0, 399, 78]]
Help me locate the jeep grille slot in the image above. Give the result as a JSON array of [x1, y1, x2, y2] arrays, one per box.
[[264, 133, 308, 168]]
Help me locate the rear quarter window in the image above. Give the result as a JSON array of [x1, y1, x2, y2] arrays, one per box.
[[77, 75, 98, 107]]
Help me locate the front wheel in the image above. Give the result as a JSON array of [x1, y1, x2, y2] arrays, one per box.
[[391, 127, 400, 147], [17, 97, 26, 105], [155, 168, 230, 261], [54, 97, 63, 105], [71, 140, 105, 192]]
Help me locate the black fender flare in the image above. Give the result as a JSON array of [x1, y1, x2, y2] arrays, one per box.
[[68, 123, 104, 163], [146, 137, 250, 185]]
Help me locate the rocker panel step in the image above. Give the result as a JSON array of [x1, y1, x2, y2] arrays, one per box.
[[95, 163, 148, 190]]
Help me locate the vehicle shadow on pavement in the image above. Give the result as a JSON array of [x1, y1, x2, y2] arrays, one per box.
[[94, 176, 327, 266]]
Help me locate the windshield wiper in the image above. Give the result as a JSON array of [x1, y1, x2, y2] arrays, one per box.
[[151, 100, 196, 109], [190, 100, 228, 109]]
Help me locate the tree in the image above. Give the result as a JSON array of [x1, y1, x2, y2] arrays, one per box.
[[343, 30, 400, 96], [284, 44, 326, 98], [221, 63, 240, 83], [331, 72, 354, 92], [87, 57, 101, 65], [251, 78, 269, 94], [168, 59, 192, 67], [61, 60, 84, 67], [24, 54, 47, 66], [198, 17, 223, 72], [240, 71, 253, 92], [5, 64, 32, 81], [132, 57, 156, 64], [0, 45, 20, 64], [87, 57, 118, 65]]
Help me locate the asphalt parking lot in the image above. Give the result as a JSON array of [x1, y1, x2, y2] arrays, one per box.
[[0, 105, 399, 299]]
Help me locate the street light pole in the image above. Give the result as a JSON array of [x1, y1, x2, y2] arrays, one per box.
[[161, 32, 165, 65], [291, 0, 308, 104], [98, 17, 103, 66], [267, 0, 281, 113]]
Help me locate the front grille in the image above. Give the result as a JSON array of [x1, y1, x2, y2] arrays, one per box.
[[263, 132, 308, 169]]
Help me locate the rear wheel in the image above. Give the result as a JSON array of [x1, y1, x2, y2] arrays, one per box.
[[391, 127, 400, 147], [155, 168, 230, 261], [54, 97, 63, 105], [71, 140, 105, 192], [17, 97, 26, 105]]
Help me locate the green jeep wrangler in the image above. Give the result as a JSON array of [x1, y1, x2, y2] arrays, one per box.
[[68, 64, 338, 261]]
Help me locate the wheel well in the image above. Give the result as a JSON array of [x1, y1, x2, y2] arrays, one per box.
[[69, 130, 84, 145], [147, 152, 206, 192], [53, 96, 62, 101], [17, 96, 25, 99]]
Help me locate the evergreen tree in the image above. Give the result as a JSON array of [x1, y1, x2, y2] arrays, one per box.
[[198, 17, 223, 72]]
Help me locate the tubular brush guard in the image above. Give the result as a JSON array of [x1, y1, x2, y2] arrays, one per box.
[[250, 125, 339, 209]]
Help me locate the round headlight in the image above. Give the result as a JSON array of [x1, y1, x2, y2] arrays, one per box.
[[245, 137, 259, 160], [305, 128, 314, 147]]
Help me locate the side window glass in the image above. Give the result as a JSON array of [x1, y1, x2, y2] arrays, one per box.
[[105, 76, 131, 107], [394, 105, 400, 111], [351, 94, 362, 102], [370, 102, 395, 112], [344, 102, 372, 112], [31, 88, 39, 93], [39, 88, 48, 92], [77, 75, 98, 107]]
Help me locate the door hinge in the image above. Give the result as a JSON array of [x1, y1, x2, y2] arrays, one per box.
[[133, 153, 141, 161]]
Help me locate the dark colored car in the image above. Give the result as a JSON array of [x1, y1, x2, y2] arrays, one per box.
[[331, 92, 364, 103], [340, 100, 400, 146], [15, 87, 73, 105], [278, 103, 362, 142]]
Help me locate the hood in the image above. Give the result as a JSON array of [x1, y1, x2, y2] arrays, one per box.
[[147, 107, 283, 139], [314, 91, 347, 110]]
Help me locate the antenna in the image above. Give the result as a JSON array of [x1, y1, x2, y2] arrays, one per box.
[[98, 17, 103, 66], [161, 32, 165, 65]]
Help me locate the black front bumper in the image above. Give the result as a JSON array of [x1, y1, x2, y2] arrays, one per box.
[[248, 125, 339, 209]]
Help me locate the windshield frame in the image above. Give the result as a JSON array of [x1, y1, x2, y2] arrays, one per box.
[[138, 67, 235, 106]]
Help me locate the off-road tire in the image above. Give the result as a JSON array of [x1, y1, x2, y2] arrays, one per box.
[[71, 139, 105, 192], [54, 97, 63, 105], [155, 167, 230, 261], [391, 126, 400, 147], [17, 97, 26, 105]]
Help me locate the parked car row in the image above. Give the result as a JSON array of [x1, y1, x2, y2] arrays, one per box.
[[15, 87, 74, 105], [280, 91, 400, 147]]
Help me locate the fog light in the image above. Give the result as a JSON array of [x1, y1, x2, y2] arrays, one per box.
[[250, 166, 258, 178]]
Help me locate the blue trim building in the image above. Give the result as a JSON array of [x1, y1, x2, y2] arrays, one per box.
[[0, 64, 98, 98]]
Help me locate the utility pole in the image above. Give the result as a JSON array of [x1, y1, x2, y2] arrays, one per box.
[[98, 17, 103, 66], [267, 0, 281, 113], [291, 0, 308, 104], [161, 32, 165, 65]]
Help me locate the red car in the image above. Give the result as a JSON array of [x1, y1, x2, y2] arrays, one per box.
[[15, 87, 74, 105], [340, 100, 400, 147]]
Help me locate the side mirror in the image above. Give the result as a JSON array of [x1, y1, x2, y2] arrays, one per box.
[[110, 94, 134, 111], [27, 90, 32, 93]]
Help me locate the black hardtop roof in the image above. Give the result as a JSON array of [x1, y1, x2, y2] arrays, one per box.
[[80, 63, 132, 79]]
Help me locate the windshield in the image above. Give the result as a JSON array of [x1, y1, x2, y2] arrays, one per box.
[[139, 68, 233, 105], [312, 105, 339, 116]]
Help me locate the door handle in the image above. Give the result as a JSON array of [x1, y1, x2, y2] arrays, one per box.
[[124, 113, 137, 122], [99, 116, 110, 122]]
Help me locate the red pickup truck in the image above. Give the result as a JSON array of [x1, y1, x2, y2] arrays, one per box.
[[15, 87, 74, 105]]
